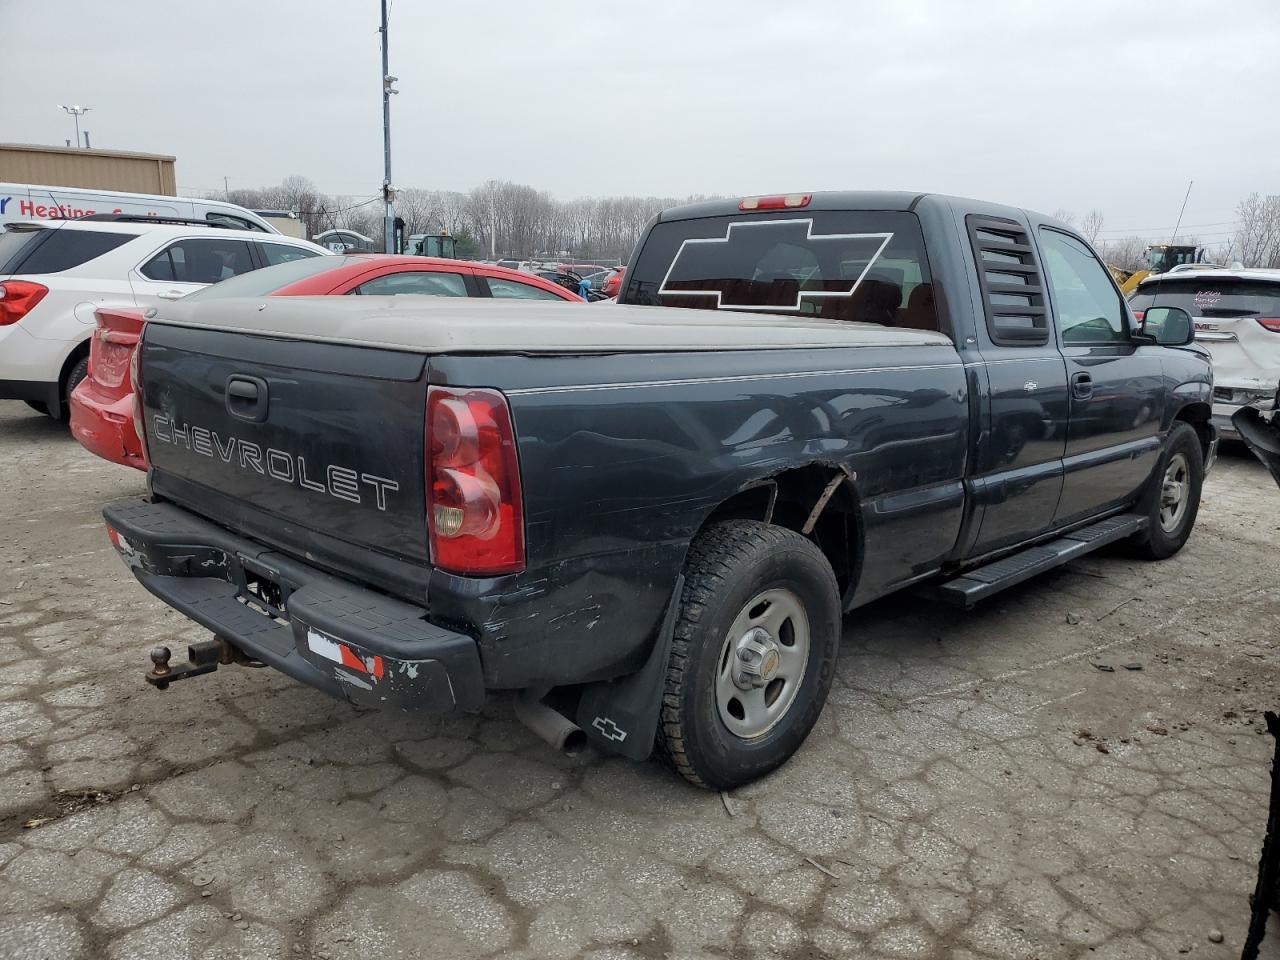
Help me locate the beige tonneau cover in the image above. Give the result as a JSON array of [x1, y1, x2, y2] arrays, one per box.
[[151, 296, 953, 354]]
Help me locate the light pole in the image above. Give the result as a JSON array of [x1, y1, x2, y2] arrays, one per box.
[[379, 0, 399, 254], [58, 105, 90, 148]]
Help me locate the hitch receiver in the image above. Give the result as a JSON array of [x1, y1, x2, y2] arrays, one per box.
[[145, 640, 225, 690]]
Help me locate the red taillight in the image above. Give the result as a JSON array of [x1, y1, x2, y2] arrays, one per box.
[[90, 308, 143, 392], [1256, 317, 1280, 333], [0, 280, 48, 326], [1132, 310, 1145, 325], [739, 194, 811, 211], [425, 386, 524, 575]]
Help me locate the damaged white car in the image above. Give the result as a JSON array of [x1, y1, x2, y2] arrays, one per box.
[[1131, 270, 1280, 439]]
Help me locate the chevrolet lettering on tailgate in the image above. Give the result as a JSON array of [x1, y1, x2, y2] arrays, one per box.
[[151, 414, 400, 510]]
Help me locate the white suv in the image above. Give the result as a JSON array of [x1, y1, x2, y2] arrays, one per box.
[[0, 216, 329, 418], [1130, 269, 1280, 439]]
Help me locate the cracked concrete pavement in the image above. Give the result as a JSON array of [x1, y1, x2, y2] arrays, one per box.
[[1, 399, 1278, 960]]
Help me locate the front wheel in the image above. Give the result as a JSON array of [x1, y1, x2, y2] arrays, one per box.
[[656, 520, 841, 789], [1128, 422, 1204, 560]]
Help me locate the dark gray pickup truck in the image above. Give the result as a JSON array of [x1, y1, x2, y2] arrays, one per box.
[[104, 191, 1215, 788]]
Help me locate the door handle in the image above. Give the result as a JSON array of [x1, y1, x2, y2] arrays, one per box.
[[157, 290, 186, 300], [1071, 372, 1093, 399]]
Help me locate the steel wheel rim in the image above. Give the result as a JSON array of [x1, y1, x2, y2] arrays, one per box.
[[1159, 452, 1190, 533], [714, 587, 810, 740]]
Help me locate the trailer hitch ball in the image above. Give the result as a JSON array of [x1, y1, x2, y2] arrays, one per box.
[[143, 641, 221, 690], [148, 646, 173, 689]]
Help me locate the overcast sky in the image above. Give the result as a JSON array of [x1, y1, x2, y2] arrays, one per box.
[[2, 0, 1277, 243]]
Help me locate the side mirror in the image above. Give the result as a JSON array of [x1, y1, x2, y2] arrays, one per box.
[[1142, 306, 1194, 346]]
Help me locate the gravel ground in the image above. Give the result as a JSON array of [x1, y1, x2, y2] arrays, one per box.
[[1, 398, 1278, 960]]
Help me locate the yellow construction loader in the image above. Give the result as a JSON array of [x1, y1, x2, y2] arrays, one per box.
[[1110, 243, 1207, 295]]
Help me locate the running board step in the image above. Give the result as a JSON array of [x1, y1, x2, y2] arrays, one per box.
[[934, 514, 1149, 609]]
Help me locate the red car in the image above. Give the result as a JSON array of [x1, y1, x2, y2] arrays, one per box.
[[70, 307, 147, 469], [603, 266, 626, 299], [69, 255, 584, 470]]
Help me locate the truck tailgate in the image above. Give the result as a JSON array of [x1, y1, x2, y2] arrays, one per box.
[[140, 322, 430, 571]]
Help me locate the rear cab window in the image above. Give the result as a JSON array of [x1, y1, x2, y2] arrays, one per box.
[[0, 226, 136, 275], [623, 210, 944, 336]]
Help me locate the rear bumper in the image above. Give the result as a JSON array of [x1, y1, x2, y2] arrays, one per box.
[[69, 380, 146, 469], [103, 497, 484, 712]]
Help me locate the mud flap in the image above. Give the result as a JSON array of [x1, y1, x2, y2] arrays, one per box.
[[576, 574, 684, 761], [1243, 711, 1280, 959], [1234, 405, 1280, 488]]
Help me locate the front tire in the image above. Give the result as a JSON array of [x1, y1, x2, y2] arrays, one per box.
[[1129, 422, 1203, 560], [656, 520, 841, 789]]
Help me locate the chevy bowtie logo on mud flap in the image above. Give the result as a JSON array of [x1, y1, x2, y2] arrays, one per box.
[[152, 415, 399, 510], [591, 716, 628, 742]]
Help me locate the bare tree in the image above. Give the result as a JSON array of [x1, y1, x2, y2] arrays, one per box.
[[210, 175, 704, 264], [1230, 193, 1280, 268], [1051, 209, 1076, 227], [1096, 236, 1147, 272], [394, 188, 438, 238], [1080, 209, 1104, 245]]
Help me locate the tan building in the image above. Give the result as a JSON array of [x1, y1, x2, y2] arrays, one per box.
[[0, 143, 177, 196]]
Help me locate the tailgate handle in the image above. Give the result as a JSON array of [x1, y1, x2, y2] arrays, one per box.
[[226, 375, 269, 422]]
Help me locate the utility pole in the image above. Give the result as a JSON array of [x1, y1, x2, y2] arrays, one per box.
[[379, 0, 398, 255], [223, 176, 230, 199], [59, 105, 90, 148]]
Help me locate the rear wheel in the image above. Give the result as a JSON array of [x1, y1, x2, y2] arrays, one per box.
[[1128, 422, 1203, 560], [55, 356, 90, 423], [656, 520, 841, 789]]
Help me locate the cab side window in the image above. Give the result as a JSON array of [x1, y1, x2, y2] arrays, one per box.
[[1038, 230, 1127, 345]]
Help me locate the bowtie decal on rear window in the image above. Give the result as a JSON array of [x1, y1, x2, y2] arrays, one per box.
[[658, 218, 893, 312]]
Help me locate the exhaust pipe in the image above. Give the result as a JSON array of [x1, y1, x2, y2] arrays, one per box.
[[514, 690, 587, 755]]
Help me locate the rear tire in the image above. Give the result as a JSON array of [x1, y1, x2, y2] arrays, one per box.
[[1128, 422, 1203, 560], [56, 356, 90, 423], [655, 520, 841, 789]]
